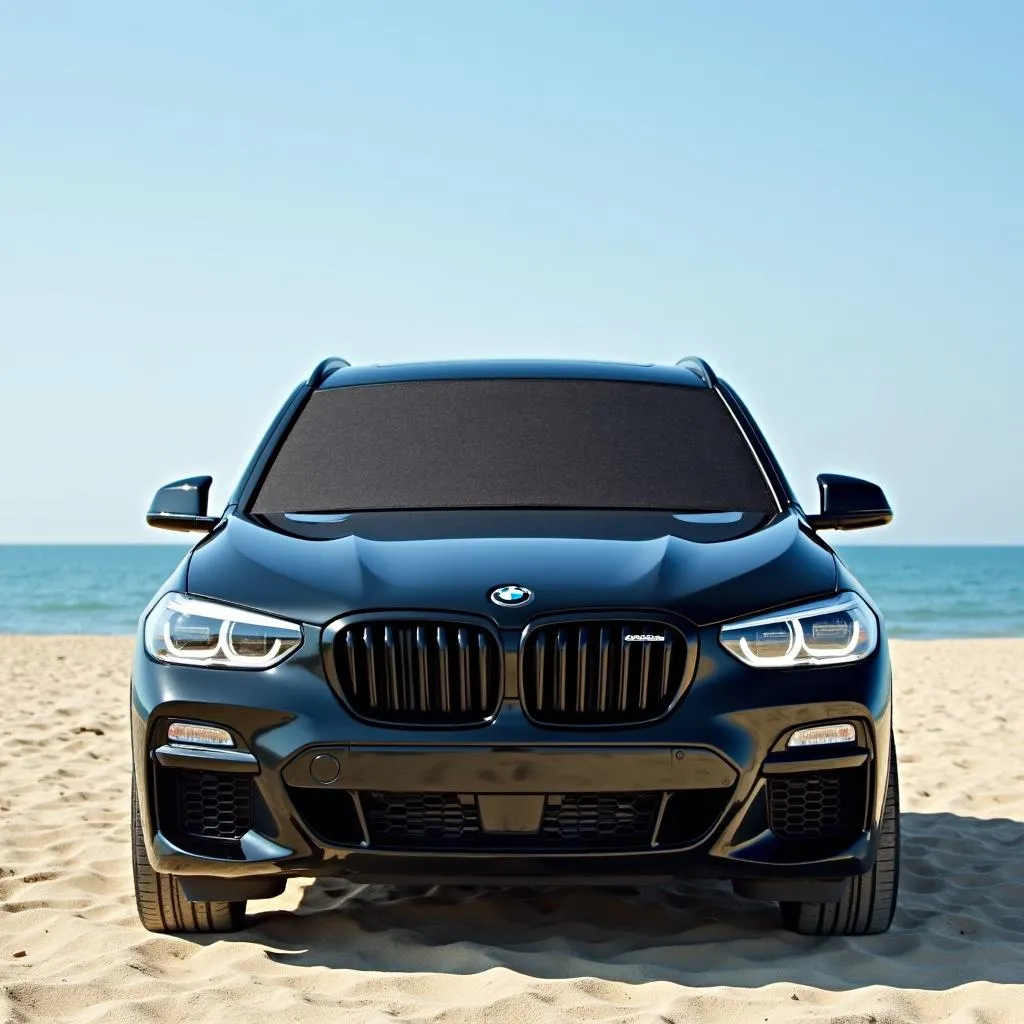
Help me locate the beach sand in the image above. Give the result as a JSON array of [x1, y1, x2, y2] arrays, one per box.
[[1, 635, 1023, 1023]]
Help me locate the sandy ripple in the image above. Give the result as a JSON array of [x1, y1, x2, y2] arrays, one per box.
[[2, 636, 1023, 1022]]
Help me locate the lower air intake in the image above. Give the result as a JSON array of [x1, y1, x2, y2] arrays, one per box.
[[543, 793, 660, 845], [177, 771, 253, 840], [361, 792, 660, 850], [768, 768, 867, 842]]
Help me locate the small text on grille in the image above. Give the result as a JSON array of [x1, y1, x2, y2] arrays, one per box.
[[625, 633, 666, 642]]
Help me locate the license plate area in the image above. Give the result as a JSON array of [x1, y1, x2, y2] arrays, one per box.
[[282, 745, 738, 792]]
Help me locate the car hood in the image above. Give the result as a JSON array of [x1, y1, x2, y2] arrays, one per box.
[[185, 509, 837, 629]]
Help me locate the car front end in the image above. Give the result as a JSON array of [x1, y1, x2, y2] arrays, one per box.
[[131, 358, 897, 935]]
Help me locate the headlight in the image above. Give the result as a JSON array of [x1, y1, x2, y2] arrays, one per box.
[[719, 593, 878, 668], [144, 593, 303, 668]]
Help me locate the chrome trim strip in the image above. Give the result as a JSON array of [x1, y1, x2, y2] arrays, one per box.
[[152, 829, 292, 866], [351, 792, 371, 846], [239, 830, 294, 861], [761, 751, 869, 774], [152, 744, 260, 773], [650, 791, 670, 848]]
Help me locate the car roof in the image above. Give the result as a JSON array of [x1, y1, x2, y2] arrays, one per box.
[[318, 358, 710, 390]]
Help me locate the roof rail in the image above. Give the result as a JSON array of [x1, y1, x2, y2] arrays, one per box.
[[307, 357, 351, 387], [675, 356, 717, 388]]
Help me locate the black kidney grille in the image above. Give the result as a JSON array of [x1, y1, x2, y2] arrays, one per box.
[[768, 768, 867, 842], [521, 621, 687, 724], [333, 621, 501, 725], [362, 792, 659, 850], [177, 771, 252, 841]]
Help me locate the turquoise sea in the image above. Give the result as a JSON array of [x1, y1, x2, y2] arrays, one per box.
[[0, 544, 1021, 638]]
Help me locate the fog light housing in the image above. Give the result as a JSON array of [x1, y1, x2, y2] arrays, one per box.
[[167, 722, 234, 747], [787, 723, 856, 748]]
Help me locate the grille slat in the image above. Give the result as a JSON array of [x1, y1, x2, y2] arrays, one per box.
[[660, 636, 673, 699], [476, 633, 489, 712], [416, 626, 430, 712], [597, 627, 610, 714], [344, 632, 359, 705], [535, 632, 546, 712], [639, 639, 651, 709], [400, 630, 414, 710], [576, 627, 589, 714], [332, 619, 501, 725], [363, 626, 379, 708], [362, 791, 659, 850], [384, 626, 400, 708], [457, 628, 471, 713], [556, 629, 568, 711], [618, 628, 630, 712], [522, 620, 685, 726], [436, 627, 451, 714]]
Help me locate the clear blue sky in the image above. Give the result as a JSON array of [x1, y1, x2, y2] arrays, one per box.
[[1, 2, 1021, 543]]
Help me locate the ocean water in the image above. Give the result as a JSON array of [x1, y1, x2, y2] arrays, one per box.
[[837, 546, 1024, 639], [0, 545, 190, 636], [0, 544, 1020, 639]]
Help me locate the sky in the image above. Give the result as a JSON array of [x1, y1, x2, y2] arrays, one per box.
[[1, 2, 1021, 544]]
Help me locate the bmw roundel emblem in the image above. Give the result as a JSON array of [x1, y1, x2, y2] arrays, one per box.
[[490, 584, 534, 607]]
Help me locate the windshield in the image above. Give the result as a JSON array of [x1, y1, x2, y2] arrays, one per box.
[[251, 379, 776, 514]]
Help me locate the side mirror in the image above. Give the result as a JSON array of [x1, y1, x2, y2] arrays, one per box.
[[805, 473, 892, 531], [146, 476, 219, 533]]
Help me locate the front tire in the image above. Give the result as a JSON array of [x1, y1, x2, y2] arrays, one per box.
[[779, 739, 900, 936], [131, 776, 246, 933]]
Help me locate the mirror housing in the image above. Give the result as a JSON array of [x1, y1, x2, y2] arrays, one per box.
[[805, 473, 892, 531], [146, 476, 219, 533]]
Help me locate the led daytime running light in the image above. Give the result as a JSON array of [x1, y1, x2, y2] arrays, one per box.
[[144, 593, 303, 670], [719, 593, 877, 669]]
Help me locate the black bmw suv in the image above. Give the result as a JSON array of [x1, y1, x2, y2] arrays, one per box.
[[131, 357, 898, 937]]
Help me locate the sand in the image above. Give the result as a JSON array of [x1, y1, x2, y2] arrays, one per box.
[[1, 635, 1023, 1023]]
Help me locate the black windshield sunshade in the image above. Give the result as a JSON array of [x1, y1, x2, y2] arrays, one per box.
[[251, 379, 775, 514]]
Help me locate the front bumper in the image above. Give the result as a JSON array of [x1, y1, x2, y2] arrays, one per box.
[[131, 624, 893, 896]]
